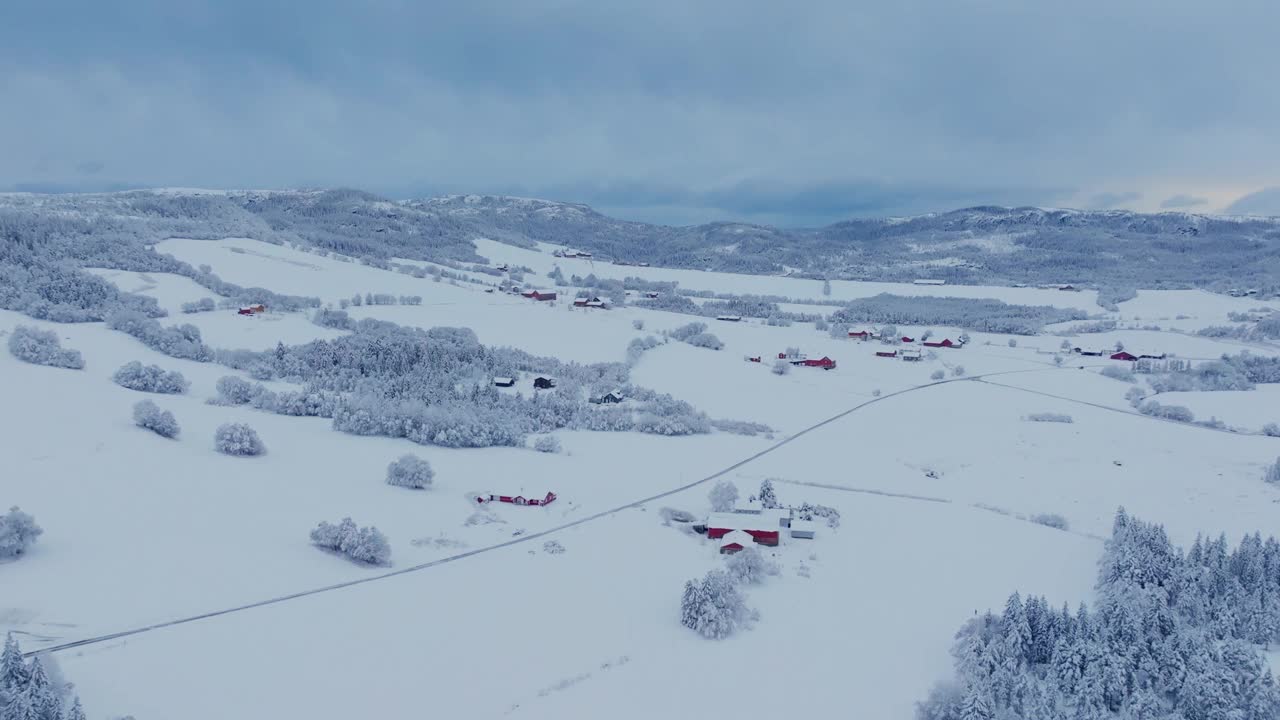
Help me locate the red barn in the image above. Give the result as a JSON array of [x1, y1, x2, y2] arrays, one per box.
[[477, 492, 557, 506], [521, 290, 557, 301], [876, 350, 898, 358], [922, 338, 956, 348], [901, 336, 915, 343], [848, 330, 870, 340], [705, 513, 781, 546], [719, 530, 755, 555], [799, 356, 836, 369], [1111, 351, 1138, 361]]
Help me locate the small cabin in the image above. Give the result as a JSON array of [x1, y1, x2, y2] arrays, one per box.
[[716, 315, 742, 322], [901, 349, 923, 361], [848, 330, 871, 340], [521, 290, 557, 302], [901, 336, 915, 343], [1111, 351, 1138, 362], [643, 291, 660, 299], [876, 350, 898, 358], [493, 377, 516, 388], [790, 520, 817, 539], [590, 390, 625, 404], [747, 356, 762, 363], [237, 304, 266, 315], [533, 377, 556, 390]]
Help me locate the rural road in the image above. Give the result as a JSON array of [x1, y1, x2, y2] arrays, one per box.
[[21, 362, 1208, 658]]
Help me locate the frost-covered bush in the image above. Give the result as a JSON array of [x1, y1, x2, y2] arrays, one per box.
[[951, 366, 965, 377], [872, 388, 882, 397], [765, 315, 792, 327], [708, 480, 739, 512], [724, 546, 778, 585], [1029, 513, 1069, 530], [532, 435, 561, 453], [711, 419, 773, 436], [1125, 386, 1147, 407], [214, 423, 265, 456], [668, 322, 708, 342], [831, 295, 1084, 335], [310, 517, 391, 565], [1026, 412, 1073, 423], [214, 375, 261, 405], [1264, 423, 1280, 437], [1265, 459, 1280, 486], [386, 454, 434, 489], [112, 361, 189, 394], [1100, 365, 1136, 383], [795, 502, 841, 528], [1139, 401, 1195, 423], [1007, 338, 1017, 347], [313, 307, 356, 330], [680, 569, 755, 639], [814, 317, 829, 331], [133, 400, 180, 438], [659, 507, 697, 524], [772, 359, 791, 375], [626, 336, 659, 364], [107, 310, 213, 361], [930, 369, 945, 381], [632, 319, 644, 331], [7, 325, 84, 369], [0, 506, 43, 559], [684, 332, 724, 350], [180, 298, 216, 314]]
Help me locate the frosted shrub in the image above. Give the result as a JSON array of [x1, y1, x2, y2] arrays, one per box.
[[772, 359, 791, 375], [930, 369, 945, 381], [133, 400, 180, 438], [684, 332, 724, 350], [710, 419, 773, 436], [532, 435, 561, 453], [814, 317, 829, 331], [632, 319, 644, 331], [215, 423, 265, 456], [386, 454, 434, 489], [1139, 401, 1194, 423], [1265, 459, 1280, 486], [214, 376, 260, 405], [1100, 365, 1136, 383], [107, 310, 213, 361], [113, 361, 189, 394], [951, 366, 966, 377], [310, 517, 391, 565], [1030, 513, 1069, 530], [1264, 423, 1280, 437], [0, 506, 43, 559], [872, 389, 882, 397], [180, 298, 216, 314], [1007, 338, 1018, 347], [680, 570, 755, 639], [1026, 412, 1073, 423], [708, 480, 739, 512], [1125, 387, 1147, 407], [8, 325, 84, 369], [724, 546, 778, 585]]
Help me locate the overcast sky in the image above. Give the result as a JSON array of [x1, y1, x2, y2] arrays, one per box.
[[3, 1, 1278, 226]]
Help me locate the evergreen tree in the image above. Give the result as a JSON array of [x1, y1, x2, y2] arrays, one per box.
[[757, 479, 779, 509], [958, 683, 994, 720], [0, 633, 26, 692], [65, 697, 86, 720]]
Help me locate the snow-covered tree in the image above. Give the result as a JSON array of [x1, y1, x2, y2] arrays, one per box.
[[1264, 458, 1280, 485], [680, 569, 754, 639], [1263, 422, 1280, 437], [952, 366, 966, 377], [132, 400, 180, 438], [214, 423, 265, 456], [1060, 339, 1073, 351], [7, 326, 84, 370], [1007, 338, 1017, 348], [724, 546, 777, 585], [708, 481, 739, 512], [532, 435, 561, 453], [113, 361, 189, 394], [0, 507, 43, 560], [632, 319, 644, 331], [180, 297, 216, 314], [757, 479, 779, 509], [310, 517, 390, 565], [931, 369, 946, 380], [386, 454, 434, 489], [214, 375, 261, 405], [1, 633, 28, 690], [772, 359, 791, 375]]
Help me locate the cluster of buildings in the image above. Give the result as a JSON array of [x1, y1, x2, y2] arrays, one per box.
[[696, 499, 818, 554]]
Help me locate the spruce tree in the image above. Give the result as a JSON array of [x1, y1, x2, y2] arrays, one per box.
[[0, 633, 27, 692]]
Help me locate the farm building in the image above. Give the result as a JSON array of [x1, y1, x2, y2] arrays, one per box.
[[1075, 348, 1107, 357], [719, 530, 755, 555], [1138, 353, 1167, 360], [589, 390, 625, 404], [1111, 351, 1138, 362], [705, 513, 781, 546], [521, 290, 557, 302], [913, 278, 946, 285], [901, 349, 923, 361], [875, 350, 898, 358], [237, 304, 266, 315], [922, 338, 959, 348], [716, 315, 743, 322], [792, 356, 836, 370], [790, 520, 817, 539], [493, 377, 516, 388], [643, 291, 660, 299], [746, 355, 762, 363], [847, 330, 871, 340], [573, 296, 607, 308], [476, 492, 558, 507], [901, 336, 915, 343], [733, 499, 762, 514], [533, 377, 556, 389]]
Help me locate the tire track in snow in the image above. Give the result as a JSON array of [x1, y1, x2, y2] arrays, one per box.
[[24, 366, 1070, 658]]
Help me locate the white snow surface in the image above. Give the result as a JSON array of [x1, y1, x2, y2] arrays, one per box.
[[4, 237, 1280, 718]]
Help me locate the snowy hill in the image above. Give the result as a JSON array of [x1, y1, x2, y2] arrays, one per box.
[[3, 197, 1280, 719]]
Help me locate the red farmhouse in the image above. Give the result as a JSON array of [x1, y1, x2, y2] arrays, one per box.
[[848, 330, 871, 340], [477, 492, 557, 507], [796, 356, 836, 370], [1111, 351, 1138, 361], [922, 338, 957, 348], [521, 290, 557, 302], [705, 513, 781, 546], [901, 336, 915, 343]]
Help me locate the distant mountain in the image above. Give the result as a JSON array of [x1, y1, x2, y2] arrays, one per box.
[[3, 189, 1278, 292], [418, 194, 1280, 291]]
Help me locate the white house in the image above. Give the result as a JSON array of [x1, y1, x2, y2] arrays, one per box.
[[719, 530, 755, 554], [790, 520, 817, 539]]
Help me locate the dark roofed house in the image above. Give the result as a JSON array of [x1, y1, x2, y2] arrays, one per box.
[[493, 377, 516, 388], [533, 377, 556, 389]]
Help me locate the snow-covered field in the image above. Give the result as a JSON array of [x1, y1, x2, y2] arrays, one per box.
[[4, 237, 1280, 719]]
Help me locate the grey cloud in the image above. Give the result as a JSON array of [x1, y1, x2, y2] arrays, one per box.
[[1224, 188, 1280, 217]]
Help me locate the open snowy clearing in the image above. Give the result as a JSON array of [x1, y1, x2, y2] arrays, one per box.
[[5, 237, 1280, 718]]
